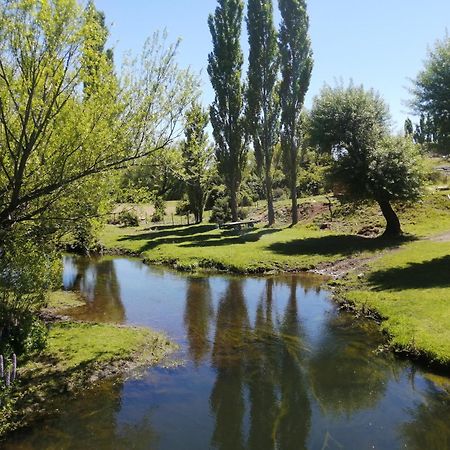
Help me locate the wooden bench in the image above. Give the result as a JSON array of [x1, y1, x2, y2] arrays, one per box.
[[218, 219, 260, 231]]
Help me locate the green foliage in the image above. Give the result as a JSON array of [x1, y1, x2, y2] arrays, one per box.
[[246, 0, 280, 224], [404, 117, 414, 137], [413, 113, 439, 146], [151, 197, 166, 223], [410, 33, 450, 151], [310, 84, 426, 236], [297, 148, 328, 196], [0, 230, 59, 356], [210, 196, 232, 224], [119, 147, 184, 201], [82, 1, 115, 97], [278, 0, 313, 224], [118, 210, 139, 227], [366, 137, 426, 201], [0, 1, 197, 231], [182, 103, 214, 223], [176, 196, 191, 216], [310, 84, 424, 202], [208, 0, 248, 221]]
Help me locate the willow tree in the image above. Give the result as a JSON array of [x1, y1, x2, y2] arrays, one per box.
[[246, 0, 280, 226], [310, 84, 425, 238], [0, 0, 197, 352], [278, 0, 313, 225], [208, 0, 247, 221], [0, 0, 196, 232]]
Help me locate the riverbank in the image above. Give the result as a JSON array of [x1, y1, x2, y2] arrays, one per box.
[[0, 292, 177, 439], [98, 190, 450, 371]]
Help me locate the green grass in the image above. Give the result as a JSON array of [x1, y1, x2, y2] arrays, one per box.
[[344, 240, 450, 367], [46, 290, 85, 310], [0, 322, 176, 438], [100, 222, 402, 273], [40, 321, 173, 372], [100, 190, 450, 274], [0, 291, 177, 439]]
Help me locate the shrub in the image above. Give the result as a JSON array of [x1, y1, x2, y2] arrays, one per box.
[[176, 196, 191, 216], [118, 210, 139, 227], [0, 231, 59, 356], [273, 186, 289, 200], [151, 197, 166, 223], [210, 196, 232, 224]]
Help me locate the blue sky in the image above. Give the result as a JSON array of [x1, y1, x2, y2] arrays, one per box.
[[95, 0, 450, 131]]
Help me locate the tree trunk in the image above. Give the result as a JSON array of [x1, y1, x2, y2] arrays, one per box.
[[290, 179, 298, 225], [377, 199, 402, 237], [230, 184, 239, 222], [265, 170, 275, 226]]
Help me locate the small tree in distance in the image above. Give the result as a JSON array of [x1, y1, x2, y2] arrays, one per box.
[[182, 103, 214, 223], [310, 84, 426, 238], [410, 33, 450, 152]]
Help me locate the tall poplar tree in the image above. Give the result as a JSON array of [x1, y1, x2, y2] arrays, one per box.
[[208, 0, 247, 221], [278, 0, 313, 225], [82, 1, 114, 98], [182, 102, 213, 224], [246, 0, 280, 226]]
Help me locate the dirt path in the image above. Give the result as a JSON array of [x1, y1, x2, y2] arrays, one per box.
[[428, 231, 450, 242]]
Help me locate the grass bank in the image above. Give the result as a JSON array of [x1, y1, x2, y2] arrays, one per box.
[[0, 292, 176, 438], [100, 190, 450, 274], [340, 239, 450, 369], [99, 190, 450, 370]]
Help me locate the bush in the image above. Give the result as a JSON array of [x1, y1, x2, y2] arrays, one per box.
[[273, 186, 289, 201], [210, 196, 232, 224], [238, 208, 248, 220], [151, 197, 166, 223], [118, 210, 139, 227], [239, 192, 253, 207], [176, 196, 191, 216], [0, 231, 59, 356]]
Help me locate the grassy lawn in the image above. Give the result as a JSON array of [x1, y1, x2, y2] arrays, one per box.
[[100, 222, 402, 273], [344, 240, 450, 367], [100, 190, 450, 273]]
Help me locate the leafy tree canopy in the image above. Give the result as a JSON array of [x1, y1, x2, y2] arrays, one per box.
[[310, 84, 425, 237], [410, 33, 450, 151]]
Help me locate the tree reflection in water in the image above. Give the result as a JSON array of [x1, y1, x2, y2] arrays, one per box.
[[63, 256, 126, 323], [275, 278, 311, 450], [307, 312, 391, 416], [184, 277, 213, 366], [209, 277, 312, 450], [400, 379, 450, 450], [210, 279, 249, 450]]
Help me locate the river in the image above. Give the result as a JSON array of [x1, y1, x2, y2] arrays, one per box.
[[5, 255, 450, 449]]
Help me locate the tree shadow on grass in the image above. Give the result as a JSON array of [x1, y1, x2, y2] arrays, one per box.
[[181, 228, 281, 248], [368, 255, 450, 291], [117, 224, 281, 253], [140, 224, 217, 238], [268, 234, 415, 257]]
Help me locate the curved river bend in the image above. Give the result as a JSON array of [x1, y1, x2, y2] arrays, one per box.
[[5, 255, 450, 450]]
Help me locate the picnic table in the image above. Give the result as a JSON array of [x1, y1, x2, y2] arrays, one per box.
[[218, 219, 260, 231]]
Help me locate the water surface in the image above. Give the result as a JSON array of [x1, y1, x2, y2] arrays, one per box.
[[5, 256, 450, 450]]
